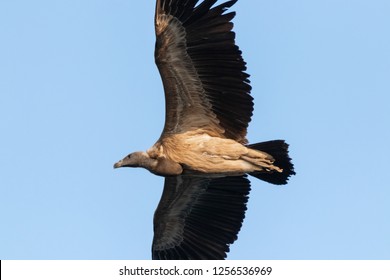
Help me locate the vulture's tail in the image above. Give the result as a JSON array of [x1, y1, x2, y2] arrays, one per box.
[[247, 140, 295, 185]]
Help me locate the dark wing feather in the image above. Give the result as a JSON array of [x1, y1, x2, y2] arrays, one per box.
[[152, 175, 250, 260], [155, 0, 253, 143]]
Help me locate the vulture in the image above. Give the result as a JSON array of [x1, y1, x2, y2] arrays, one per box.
[[114, 0, 295, 259]]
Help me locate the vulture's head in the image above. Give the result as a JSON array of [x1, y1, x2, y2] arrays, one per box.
[[113, 152, 150, 169]]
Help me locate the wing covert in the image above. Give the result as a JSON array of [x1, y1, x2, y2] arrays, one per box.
[[152, 174, 251, 260], [155, 0, 253, 143]]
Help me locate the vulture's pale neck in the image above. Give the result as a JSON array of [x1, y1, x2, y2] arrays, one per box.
[[114, 151, 182, 176], [114, 152, 156, 170]]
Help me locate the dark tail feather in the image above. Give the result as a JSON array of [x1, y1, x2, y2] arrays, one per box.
[[247, 140, 295, 185]]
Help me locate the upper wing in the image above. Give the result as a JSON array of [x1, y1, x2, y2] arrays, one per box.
[[152, 174, 250, 260], [155, 0, 253, 143]]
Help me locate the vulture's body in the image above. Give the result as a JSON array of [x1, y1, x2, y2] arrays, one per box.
[[114, 0, 295, 259]]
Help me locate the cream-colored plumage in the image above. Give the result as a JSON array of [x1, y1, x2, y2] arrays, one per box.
[[148, 130, 282, 175]]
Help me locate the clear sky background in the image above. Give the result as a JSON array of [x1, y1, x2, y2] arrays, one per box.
[[1, 0, 389, 260]]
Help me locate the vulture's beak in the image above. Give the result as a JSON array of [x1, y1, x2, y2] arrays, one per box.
[[113, 160, 123, 169]]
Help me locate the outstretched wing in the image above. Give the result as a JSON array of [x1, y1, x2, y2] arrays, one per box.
[[155, 0, 253, 143], [152, 175, 250, 260]]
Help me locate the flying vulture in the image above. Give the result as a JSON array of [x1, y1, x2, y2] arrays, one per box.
[[114, 0, 295, 259]]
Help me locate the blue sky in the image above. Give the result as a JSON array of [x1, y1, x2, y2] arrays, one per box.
[[1, 0, 389, 260]]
